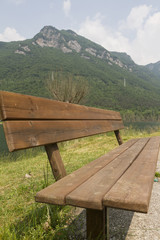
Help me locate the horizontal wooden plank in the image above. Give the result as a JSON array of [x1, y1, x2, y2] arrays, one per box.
[[66, 138, 149, 210], [3, 119, 124, 151], [0, 91, 122, 121], [103, 136, 160, 213], [35, 139, 138, 205]]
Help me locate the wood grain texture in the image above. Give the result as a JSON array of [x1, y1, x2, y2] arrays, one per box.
[[87, 208, 107, 240], [0, 91, 122, 121], [103, 136, 160, 213], [45, 143, 67, 180], [35, 139, 137, 205], [114, 130, 123, 145], [3, 120, 124, 151], [66, 138, 149, 210]]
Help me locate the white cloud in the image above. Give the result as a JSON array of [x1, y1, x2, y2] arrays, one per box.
[[0, 27, 25, 42], [119, 5, 152, 31], [131, 11, 160, 64], [77, 5, 160, 65], [63, 0, 71, 17]]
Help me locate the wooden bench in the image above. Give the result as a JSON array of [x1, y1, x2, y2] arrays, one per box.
[[0, 90, 160, 239]]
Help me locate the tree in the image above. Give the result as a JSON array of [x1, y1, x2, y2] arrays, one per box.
[[46, 71, 89, 104]]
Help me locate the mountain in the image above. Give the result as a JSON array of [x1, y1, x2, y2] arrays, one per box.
[[0, 25, 160, 121], [146, 61, 160, 78], [33, 26, 133, 71]]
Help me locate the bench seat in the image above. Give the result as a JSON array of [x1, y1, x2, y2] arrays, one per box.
[[36, 136, 160, 213]]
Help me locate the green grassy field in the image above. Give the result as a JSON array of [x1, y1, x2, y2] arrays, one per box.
[[0, 124, 160, 240]]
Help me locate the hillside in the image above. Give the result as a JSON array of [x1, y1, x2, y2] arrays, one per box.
[[146, 61, 160, 78], [0, 25, 160, 121]]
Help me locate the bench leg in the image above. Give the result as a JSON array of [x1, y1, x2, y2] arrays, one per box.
[[45, 143, 67, 181], [114, 130, 123, 145], [86, 208, 109, 240]]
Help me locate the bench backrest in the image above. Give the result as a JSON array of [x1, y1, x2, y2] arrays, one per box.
[[0, 91, 124, 152], [0, 91, 124, 180]]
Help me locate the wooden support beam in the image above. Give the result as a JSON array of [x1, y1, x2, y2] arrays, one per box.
[[45, 143, 67, 181], [114, 130, 123, 145], [86, 208, 109, 240]]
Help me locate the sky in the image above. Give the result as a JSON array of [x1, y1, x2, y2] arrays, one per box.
[[1, 0, 160, 65]]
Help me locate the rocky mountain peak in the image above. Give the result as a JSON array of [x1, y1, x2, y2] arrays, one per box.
[[34, 26, 62, 48], [39, 26, 62, 42], [33, 26, 83, 54], [14, 25, 135, 72]]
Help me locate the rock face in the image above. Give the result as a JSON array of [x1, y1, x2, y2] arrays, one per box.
[[35, 26, 61, 48], [15, 25, 135, 72], [33, 26, 82, 54], [85, 48, 97, 56], [67, 40, 81, 53], [15, 44, 31, 55]]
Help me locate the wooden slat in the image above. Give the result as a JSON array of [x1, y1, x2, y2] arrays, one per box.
[[65, 138, 149, 210], [0, 91, 122, 120], [3, 120, 124, 151], [103, 136, 160, 213], [35, 139, 138, 205]]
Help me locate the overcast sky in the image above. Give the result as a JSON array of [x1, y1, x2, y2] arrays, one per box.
[[1, 0, 160, 65]]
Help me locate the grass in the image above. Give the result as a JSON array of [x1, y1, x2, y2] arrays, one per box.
[[155, 172, 160, 178], [0, 125, 160, 239]]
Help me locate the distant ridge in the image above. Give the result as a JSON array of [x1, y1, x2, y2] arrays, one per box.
[[146, 61, 160, 78]]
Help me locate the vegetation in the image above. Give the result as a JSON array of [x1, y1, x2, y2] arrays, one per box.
[[146, 61, 160, 78], [0, 26, 160, 121], [155, 172, 160, 178], [0, 123, 160, 240], [46, 71, 88, 104]]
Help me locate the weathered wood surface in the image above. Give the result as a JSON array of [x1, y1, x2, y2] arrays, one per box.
[[114, 130, 123, 145], [0, 91, 122, 120], [35, 139, 137, 205], [103, 136, 160, 213], [45, 143, 67, 180], [87, 208, 107, 240], [3, 120, 124, 151], [66, 138, 149, 210], [36, 137, 160, 213]]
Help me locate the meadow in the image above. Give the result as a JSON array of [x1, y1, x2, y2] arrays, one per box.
[[0, 123, 160, 240]]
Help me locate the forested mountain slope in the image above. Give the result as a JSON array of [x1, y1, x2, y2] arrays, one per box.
[[0, 26, 160, 121]]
